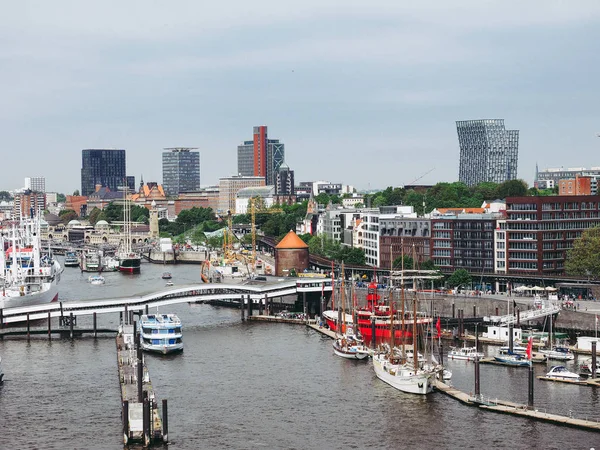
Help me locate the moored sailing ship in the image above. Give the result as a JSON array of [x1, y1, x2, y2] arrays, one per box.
[[117, 187, 141, 274]]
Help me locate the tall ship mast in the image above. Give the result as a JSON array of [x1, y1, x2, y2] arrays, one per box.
[[117, 184, 141, 274]]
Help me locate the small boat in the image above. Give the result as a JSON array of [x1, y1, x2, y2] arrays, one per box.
[[88, 275, 105, 285], [332, 326, 370, 360], [579, 357, 600, 377], [139, 314, 183, 354], [539, 346, 574, 361], [372, 352, 434, 395], [165, 280, 174, 287], [102, 256, 120, 272], [545, 365, 581, 381], [448, 346, 485, 361], [64, 250, 79, 267], [493, 353, 531, 367], [162, 272, 172, 279]]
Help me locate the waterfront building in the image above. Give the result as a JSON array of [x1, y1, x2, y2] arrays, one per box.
[[535, 166, 600, 189], [275, 230, 309, 277], [457, 119, 519, 186], [504, 195, 600, 276], [378, 216, 431, 270], [81, 149, 128, 196], [24, 176, 45, 193], [175, 187, 220, 216], [218, 176, 265, 214], [162, 148, 201, 197], [430, 211, 501, 273], [65, 195, 88, 217], [237, 126, 285, 185]]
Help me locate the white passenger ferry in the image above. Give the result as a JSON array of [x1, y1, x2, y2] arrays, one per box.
[[139, 314, 183, 354]]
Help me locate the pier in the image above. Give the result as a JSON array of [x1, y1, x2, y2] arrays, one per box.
[[117, 321, 167, 446]]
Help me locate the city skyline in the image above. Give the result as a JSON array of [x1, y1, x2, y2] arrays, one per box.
[[2, 1, 600, 194]]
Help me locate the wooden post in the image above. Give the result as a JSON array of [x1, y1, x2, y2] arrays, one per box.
[[528, 362, 534, 408], [495, 306, 499, 316], [258, 297, 263, 315], [474, 353, 480, 397], [145, 304, 149, 315], [240, 297, 245, 321], [143, 397, 150, 447], [303, 292, 307, 322], [124, 305, 129, 325], [592, 342, 597, 379], [508, 323, 514, 353], [137, 346, 143, 403], [0, 308, 3, 330], [371, 317, 376, 349], [517, 308, 520, 327], [69, 312, 74, 339], [247, 294, 253, 317], [27, 313, 30, 339], [472, 304, 476, 318], [452, 302, 455, 319], [162, 399, 169, 443], [48, 311, 52, 340], [60, 302, 64, 326], [93, 312, 97, 338], [320, 295, 325, 317], [122, 400, 129, 445], [119, 311, 123, 325]]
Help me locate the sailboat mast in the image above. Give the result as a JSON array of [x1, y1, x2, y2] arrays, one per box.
[[341, 262, 346, 335], [389, 244, 394, 348], [401, 238, 405, 364]]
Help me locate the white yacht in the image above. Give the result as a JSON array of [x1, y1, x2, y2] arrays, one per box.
[[332, 326, 370, 360], [139, 314, 183, 354], [545, 365, 581, 381], [447, 346, 484, 361], [372, 352, 434, 395]]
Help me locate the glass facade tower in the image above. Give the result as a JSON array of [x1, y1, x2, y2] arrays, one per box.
[[81, 149, 127, 196], [162, 148, 200, 197], [236, 126, 285, 185], [457, 119, 519, 186]]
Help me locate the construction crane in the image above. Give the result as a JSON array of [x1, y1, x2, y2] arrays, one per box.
[[405, 167, 435, 187], [249, 197, 283, 273]]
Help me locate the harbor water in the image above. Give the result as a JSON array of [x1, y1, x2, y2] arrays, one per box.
[[1, 262, 599, 449]]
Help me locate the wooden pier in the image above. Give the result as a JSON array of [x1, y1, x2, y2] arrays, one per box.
[[306, 322, 337, 339], [117, 324, 167, 446], [247, 315, 315, 325]]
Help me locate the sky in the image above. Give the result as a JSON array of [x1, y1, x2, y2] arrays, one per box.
[[2, 1, 600, 195]]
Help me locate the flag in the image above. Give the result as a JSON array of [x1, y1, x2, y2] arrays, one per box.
[[513, 299, 517, 310], [436, 317, 441, 338], [526, 336, 533, 361], [596, 315, 598, 326]]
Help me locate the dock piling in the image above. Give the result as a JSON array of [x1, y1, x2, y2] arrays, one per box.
[[48, 312, 52, 340], [592, 342, 597, 379], [240, 298, 245, 321], [475, 355, 480, 396], [124, 306, 129, 325], [247, 294, 253, 317], [303, 292, 307, 322], [122, 400, 129, 444], [517, 309, 520, 327], [508, 323, 514, 353], [162, 399, 168, 443], [0, 308, 3, 330], [69, 312, 74, 339], [93, 312, 97, 338], [452, 302, 455, 319], [371, 317, 376, 349], [473, 304, 476, 318], [145, 304, 149, 315], [528, 362, 534, 408], [27, 313, 30, 339], [258, 297, 263, 315], [143, 396, 150, 447]]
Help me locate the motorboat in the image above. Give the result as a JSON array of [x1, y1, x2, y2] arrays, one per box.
[[139, 314, 183, 354], [165, 280, 174, 287], [88, 275, 105, 285], [539, 346, 574, 361], [162, 272, 172, 280], [447, 346, 484, 361], [372, 352, 434, 395], [64, 250, 79, 267], [493, 353, 531, 367], [579, 357, 600, 377], [332, 326, 370, 360], [545, 365, 581, 381]]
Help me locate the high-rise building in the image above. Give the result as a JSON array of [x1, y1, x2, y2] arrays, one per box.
[[218, 175, 265, 213], [457, 119, 519, 186], [81, 149, 127, 196], [162, 148, 201, 197], [25, 177, 46, 193], [237, 126, 285, 185]]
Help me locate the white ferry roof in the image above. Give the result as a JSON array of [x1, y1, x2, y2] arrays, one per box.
[[141, 314, 181, 325]]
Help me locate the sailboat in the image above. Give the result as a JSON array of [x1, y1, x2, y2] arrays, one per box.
[[117, 185, 141, 274], [332, 263, 370, 360], [539, 312, 574, 361], [371, 246, 434, 395]]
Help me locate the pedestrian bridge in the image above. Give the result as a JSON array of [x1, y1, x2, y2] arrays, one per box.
[[484, 304, 561, 326], [0, 278, 333, 325]]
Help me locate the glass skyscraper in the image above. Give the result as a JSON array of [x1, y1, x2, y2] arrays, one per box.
[[162, 148, 201, 197], [457, 119, 519, 186], [81, 149, 127, 196], [236, 126, 285, 185]]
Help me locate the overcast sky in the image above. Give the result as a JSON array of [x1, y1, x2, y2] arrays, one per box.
[[2, 1, 600, 194]]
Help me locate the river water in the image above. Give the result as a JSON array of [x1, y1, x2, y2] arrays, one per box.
[[1, 262, 599, 449]]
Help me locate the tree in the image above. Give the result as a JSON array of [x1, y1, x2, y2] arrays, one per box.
[[56, 193, 66, 203], [495, 179, 528, 198], [392, 255, 415, 271], [73, 189, 80, 196], [566, 227, 600, 279], [446, 269, 472, 288], [0, 191, 13, 201], [88, 207, 103, 225], [59, 210, 78, 224]]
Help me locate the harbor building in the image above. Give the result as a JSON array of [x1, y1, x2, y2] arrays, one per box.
[[162, 148, 201, 197], [218, 175, 265, 214], [236, 126, 285, 185], [558, 175, 594, 196], [275, 230, 309, 276], [457, 119, 519, 186], [81, 149, 128, 196], [535, 166, 600, 190], [175, 187, 220, 215]]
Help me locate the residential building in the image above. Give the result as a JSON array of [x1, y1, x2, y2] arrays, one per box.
[[504, 196, 600, 276], [12, 190, 46, 219], [275, 163, 295, 204], [25, 177, 45, 193], [457, 119, 519, 186], [162, 148, 201, 197], [558, 175, 593, 196], [379, 216, 431, 270], [218, 176, 265, 214], [430, 212, 501, 274], [175, 187, 220, 215], [536, 166, 600, 189], [235, 186, 275, 214], [81, 149, 128, 196], [342, 195, 364, 209], [237, 126, 285, 185]]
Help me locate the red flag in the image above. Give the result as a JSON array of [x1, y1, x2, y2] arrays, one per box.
[[436, 317, 441, 338], [526, 336, 533, 361]]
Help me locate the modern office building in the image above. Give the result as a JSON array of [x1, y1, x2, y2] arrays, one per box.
[[25, 177, 45, 193], [236, 126, 285, 185], [162, 148, 201, 197], [457, 119, 519, 186], [81, 149, 127, 196]]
